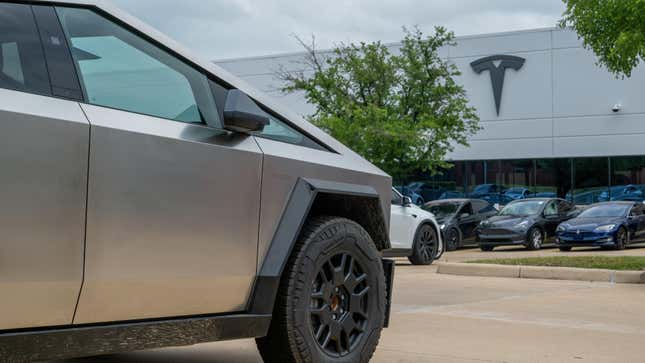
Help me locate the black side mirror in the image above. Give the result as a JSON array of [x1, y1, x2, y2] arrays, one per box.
[[222, 89, 270, 133], [402, 196, 413, 206]]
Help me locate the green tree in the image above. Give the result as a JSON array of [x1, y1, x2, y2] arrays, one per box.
[[560, 0, 645, 77], [278, 27, 479, 180]]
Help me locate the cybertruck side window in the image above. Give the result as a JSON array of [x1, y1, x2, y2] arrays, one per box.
[[0, 3, 51, 96], [56, 7, 220, 126]]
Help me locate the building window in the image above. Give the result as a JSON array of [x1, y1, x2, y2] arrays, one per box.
[[572, 157, 609, 205], [609, 156, 645, 202]]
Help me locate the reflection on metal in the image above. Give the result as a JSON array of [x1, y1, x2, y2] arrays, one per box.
[[471, 55, 526, 116]]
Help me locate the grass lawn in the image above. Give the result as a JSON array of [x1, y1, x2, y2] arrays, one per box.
[[468, 256, 645, 271]]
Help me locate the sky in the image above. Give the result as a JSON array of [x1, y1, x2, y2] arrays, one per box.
[[109, 0, 566, 61]]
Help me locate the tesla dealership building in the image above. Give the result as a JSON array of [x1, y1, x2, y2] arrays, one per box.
[[215, 28, 645, 205]]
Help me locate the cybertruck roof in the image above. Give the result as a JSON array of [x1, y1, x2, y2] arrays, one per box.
[[31, 0, 387, 177]]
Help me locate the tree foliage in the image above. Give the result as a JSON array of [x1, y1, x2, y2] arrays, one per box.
[[278, 27, 479, 179], [561, 0, 645, 77]]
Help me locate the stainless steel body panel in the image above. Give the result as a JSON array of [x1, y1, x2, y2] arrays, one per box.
[[31, 1, 389, 172], [0, 89, 88, 330], [74, 104, 262, 324], [253, 137, 391, 269]]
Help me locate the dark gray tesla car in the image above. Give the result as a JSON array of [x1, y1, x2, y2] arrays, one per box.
[[476, 198, 578, 251]]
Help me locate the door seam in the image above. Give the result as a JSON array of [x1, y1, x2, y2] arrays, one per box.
[[71, 103, 92, 324]]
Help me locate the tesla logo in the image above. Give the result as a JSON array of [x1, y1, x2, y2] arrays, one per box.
[[471, 55, 525, 115]]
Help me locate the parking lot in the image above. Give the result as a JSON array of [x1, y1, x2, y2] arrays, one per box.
[[54, 247, 645, 363]]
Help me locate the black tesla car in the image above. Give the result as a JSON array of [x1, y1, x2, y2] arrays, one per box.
[[422, 199, 497, 251], [476, 198, 578, 251]]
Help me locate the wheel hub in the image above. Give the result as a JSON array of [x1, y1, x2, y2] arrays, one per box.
[[309, 252, 370, 357]]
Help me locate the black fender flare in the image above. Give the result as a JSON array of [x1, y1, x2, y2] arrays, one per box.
[[248, 177, 389, 315]]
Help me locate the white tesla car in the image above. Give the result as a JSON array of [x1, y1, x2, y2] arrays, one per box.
[[385, 188, 444, 264]]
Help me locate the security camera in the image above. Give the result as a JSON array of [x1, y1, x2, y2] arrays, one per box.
[[612, 104, 622, 112]]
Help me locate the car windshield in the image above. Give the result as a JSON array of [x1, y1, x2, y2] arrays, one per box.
[[473, 185, 491, 193], [506, 188, 524, 194], [423, 202, 461, 217], [499, 200, 545, 216], [578, 204, 630, 218]]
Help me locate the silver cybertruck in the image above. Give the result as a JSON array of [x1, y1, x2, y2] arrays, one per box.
[[0, 1, 394, 362]]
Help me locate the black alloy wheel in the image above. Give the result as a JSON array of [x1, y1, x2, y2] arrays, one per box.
[[445, 228, 460, 251], [408, 224, 438, 265], [615, 227, 627, 250], [310, 252, 371, 356]]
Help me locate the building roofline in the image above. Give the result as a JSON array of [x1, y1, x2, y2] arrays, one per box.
[[214, 26, 564, 64]]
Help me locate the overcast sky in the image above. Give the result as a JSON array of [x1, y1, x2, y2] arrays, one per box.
[[110, 0, 566, 61]]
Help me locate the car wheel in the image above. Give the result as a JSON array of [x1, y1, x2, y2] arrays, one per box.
[[480, 245, 494, 252], [526, 228, 543, 250], [445, 228, 460, 251], [256, 216, 385, 363], [614, 227, 627, 250], [408, 224, 438, 265], [559, 246, 572, 252]]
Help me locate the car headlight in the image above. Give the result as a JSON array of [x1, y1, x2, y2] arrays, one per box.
[[517, 220, 530, 229], [440, 224, 446, 230], [556, 225, 567, 233], [594, 224, 617, 233]]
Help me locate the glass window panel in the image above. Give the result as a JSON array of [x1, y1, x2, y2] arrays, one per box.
[[610, 156, 645, 202], [485, 159, 534, 204], [572, 157, 609, 205], [0, 3, 51, 95], [536, 159, 571, 201], [56, 7, 219, 125]]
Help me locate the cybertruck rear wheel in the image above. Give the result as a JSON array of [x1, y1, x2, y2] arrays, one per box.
[[257, 216, 386, 363]]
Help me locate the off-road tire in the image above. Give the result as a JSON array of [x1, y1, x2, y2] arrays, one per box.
[[256, 216, 386, 363], [408, 223, 438, 265]]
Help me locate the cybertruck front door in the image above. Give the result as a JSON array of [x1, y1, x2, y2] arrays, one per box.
[[75, 106, 263, 324], [55, 6, 263, 324]]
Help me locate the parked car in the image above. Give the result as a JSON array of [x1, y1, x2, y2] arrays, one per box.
[[469, 184, 507, 199], [555, 202, 645, 251], [0, 2, 394, 362], [394, 185, 425, 205], [504, 187, 531, 200], [477, 198, 578, 251], [439, 190, 466, 199], [407, 182, 446, 202], [598, 185, 644, 202], [386, 188, 443, 264], [422, 199, 497, 251]]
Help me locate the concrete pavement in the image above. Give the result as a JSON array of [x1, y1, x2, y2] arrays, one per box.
[[51, 262, 645, 363]]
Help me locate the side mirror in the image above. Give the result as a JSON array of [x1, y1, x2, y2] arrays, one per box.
[[402, 196, 413, 206], [222, 89, 270, 133]]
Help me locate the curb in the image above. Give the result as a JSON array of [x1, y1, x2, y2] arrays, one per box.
[[436, 262, 645, 284]]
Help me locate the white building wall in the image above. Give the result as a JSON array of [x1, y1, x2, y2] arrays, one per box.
[[215, 28, 645, 161]]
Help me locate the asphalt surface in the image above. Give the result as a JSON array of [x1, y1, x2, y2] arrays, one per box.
[[51, 247, 645, 363]]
